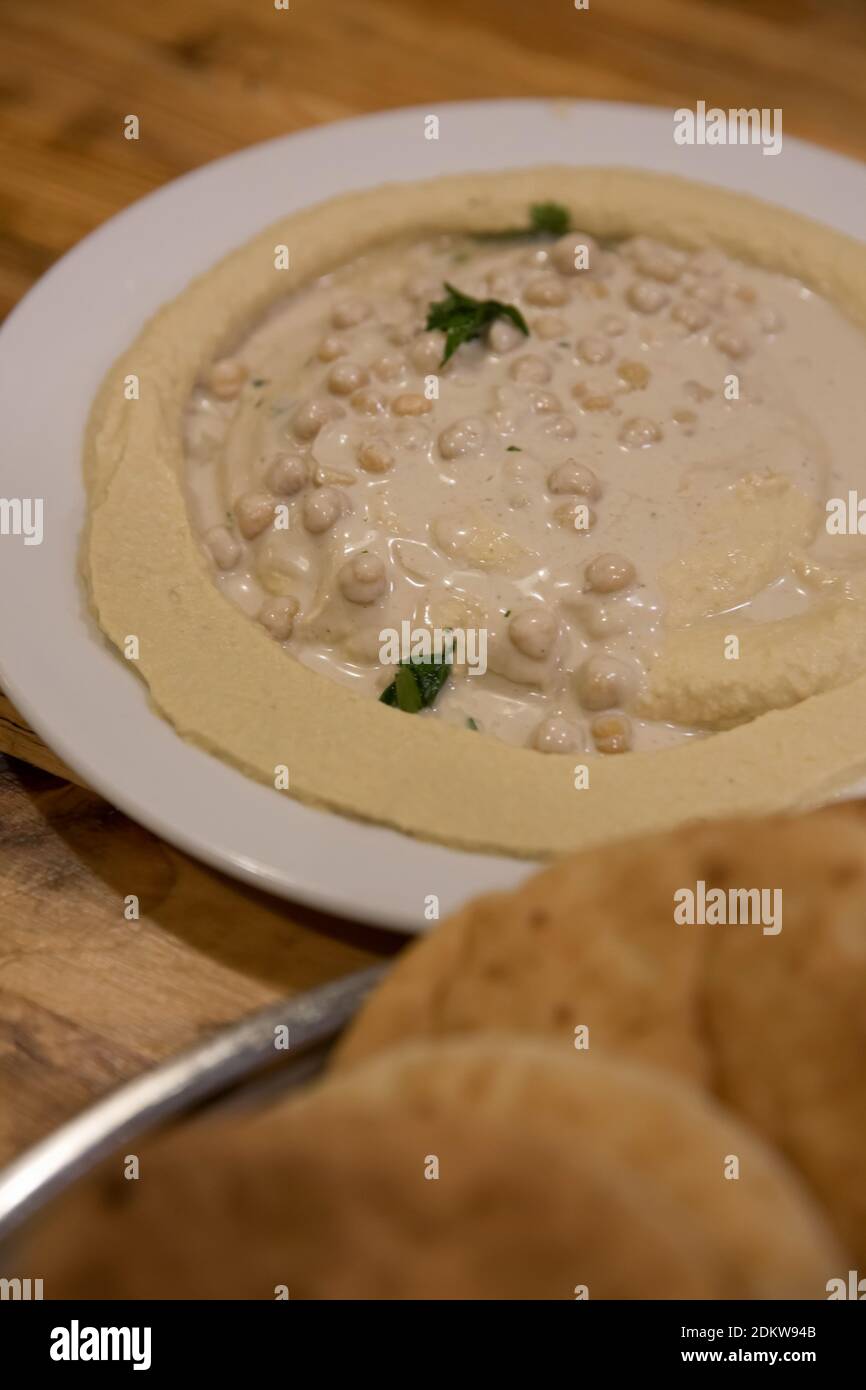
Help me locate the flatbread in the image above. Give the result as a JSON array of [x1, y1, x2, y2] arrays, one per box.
[[334, 803, 866, 1262], [18, 1040, 840, 1299]]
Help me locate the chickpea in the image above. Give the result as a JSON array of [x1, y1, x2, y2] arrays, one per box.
[[265, 452, 307, 496], [509, 354, 552, 384], [532, 313, 568, 340], [533, 715, 584, 754], [585, 553, 636, 593], [598, 313, 627, 337], [578, 391, 614, 413], [371, 353, 405, 381], [327, 361, 369, 396], [487, 317, 525, 354], [689, 249, 726, 278], [575, 655, 633, 711], [302, 486, 345, 534], [358, 439, 395, 474], [338, 552, 387, 605], [686, 279, 725, 310], [313, 465, 355, 488], [619, 417, 663, 448], [409, 331, 446, 372], [731, 282, 757, 305], [683, 379, 714, 403], [620, 236, 651, 263], [634, 244, 684, 284], [350, 387, 387, 416], [543, 413, 578, 440], [626, 281, 670, 314], [672, 408, 698, 435], [331, 296, 371, 329], [672, 300, 711, 333], [591, 712, 633, 754], [385, 323, 412, 348], [403, 275, 437, 304], [616, 359, 651, 390], [259, 596, 299, 641], [548, 460, 600, 498], [523, 274, 569, 307], [485, 272, 512, 299], [392, 393, 431, 416], [509, 608, 558, 661], [394, 420, 431, 451], [317, 335, 349, 363], [576, 334, 613, 365], [292, 397, 343, 441], [550, 231, 598, 275], [438, 416, 486, 460], [234, 491, 277, 540], [204, 525, 240, 571], [530, 389, 562, 414], [207, 358, 248, 400], [589, 249, 617, 279], [712, 325, 753, 360]]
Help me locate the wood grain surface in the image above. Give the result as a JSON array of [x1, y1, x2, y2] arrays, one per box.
[[1, 0, 864, 1167]]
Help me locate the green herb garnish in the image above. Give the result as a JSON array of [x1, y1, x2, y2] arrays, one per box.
[[466, 716, 479, 731], [251, 377, 269, 387], [426, 283, 528, 365], [528, 201, 571, 236], [380, 648, 453, 713], [475, 201, 572, 242], [506, 445, 522, 452], [394, 666, 423, 712]]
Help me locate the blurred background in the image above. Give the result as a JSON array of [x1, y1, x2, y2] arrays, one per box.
[[1, 0, 866, 321]]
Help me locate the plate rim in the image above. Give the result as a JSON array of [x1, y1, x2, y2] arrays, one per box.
[[1, 98, 865, 932]]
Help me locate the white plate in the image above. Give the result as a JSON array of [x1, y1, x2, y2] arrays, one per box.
[[1, 99, 865, 932]]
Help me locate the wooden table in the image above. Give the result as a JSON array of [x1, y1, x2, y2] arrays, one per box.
[[1, 0, 865, 1169]]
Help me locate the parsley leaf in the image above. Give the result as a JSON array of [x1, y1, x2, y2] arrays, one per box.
[[426, 283, 528, 364], [475, 201, 572, 242], [379, 649, 453, 713], [395, 666, 423, 712], [529, 201, 571, 236]]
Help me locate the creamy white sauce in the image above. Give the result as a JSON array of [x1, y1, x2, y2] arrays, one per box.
[[182, 229, 866, 756]]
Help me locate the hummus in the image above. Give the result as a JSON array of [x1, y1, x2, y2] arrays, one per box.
[[82, 167, 866, 857]]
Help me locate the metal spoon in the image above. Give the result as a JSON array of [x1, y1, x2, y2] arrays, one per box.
[[0, 964, 386, 1243]]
